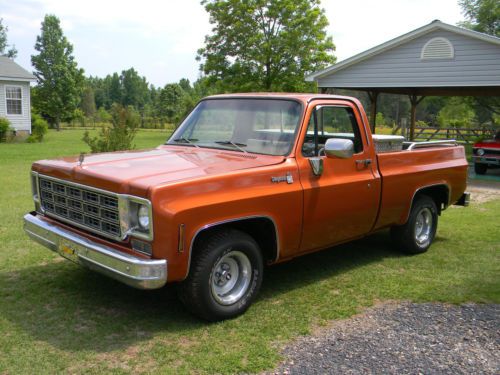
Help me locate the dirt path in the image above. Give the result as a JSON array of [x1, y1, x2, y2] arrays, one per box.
[[466, 178, 500, 204]]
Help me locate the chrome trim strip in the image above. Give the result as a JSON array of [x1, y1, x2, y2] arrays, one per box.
[[36, 174, 153, 242], [405, 140, 458, 150], [183, 215, 280, 280], [472, 147, 500, 152], [307, 96, 371, 146], [24, 212, 166, 289]]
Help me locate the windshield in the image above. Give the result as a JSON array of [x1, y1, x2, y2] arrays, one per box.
[[167, 98, 303, 156]]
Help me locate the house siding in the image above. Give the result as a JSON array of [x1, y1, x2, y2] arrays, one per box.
[[317, 30, 500, 88], [0, 80, 31, 132]]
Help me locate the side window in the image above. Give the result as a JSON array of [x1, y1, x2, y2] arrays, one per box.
[[302, 106, 363, 157]]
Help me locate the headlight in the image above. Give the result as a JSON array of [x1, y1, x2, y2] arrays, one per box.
[[118, 196, 153, 241], [138, 205, 150, 229], [477, 148, 485, 156]]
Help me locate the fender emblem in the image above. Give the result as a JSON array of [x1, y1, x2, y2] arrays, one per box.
[[271, 172, 293, 184]]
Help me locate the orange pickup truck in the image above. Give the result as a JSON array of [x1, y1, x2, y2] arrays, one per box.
[[24, 93, 469, 321]]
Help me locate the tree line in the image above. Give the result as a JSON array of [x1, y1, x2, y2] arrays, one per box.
[[1, 0, 498, 147], [78, 72, 218, 129]]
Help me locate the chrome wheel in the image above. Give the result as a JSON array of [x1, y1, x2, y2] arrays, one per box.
[[211, 250, 252, 306], [415, 208, 433, 245]]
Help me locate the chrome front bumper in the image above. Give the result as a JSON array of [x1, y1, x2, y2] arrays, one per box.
[[23, 213, 167, 289]]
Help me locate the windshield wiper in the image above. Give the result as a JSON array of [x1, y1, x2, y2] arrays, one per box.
[[170, 137, 199, 148], [214, 141, 247, 153]]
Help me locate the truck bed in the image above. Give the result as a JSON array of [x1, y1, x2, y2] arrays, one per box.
[[374, 144, 468, 230]]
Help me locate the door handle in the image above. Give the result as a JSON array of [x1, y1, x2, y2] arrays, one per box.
[[355, 159, 372, 166]]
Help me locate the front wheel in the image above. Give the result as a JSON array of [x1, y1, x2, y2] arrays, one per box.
[[178, 229, 263, 321], [391, 195, 438, 254]]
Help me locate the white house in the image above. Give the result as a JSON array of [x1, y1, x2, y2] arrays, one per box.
[[0, 56, 36, 136]]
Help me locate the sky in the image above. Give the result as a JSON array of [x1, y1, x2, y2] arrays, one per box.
[[1, 0, 465, 88]]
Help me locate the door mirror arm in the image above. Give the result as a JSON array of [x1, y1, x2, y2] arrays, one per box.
[[309, 157, 323, 176]]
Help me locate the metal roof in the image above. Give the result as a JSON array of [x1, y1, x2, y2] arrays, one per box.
[[0, 56, 36, 82]]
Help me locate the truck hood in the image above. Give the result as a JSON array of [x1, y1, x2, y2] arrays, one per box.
[[33, 145, 285, 195]]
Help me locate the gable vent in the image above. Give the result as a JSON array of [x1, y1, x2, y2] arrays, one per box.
[[421, 37, 454, 59]]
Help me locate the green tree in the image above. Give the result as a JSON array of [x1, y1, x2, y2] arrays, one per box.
[[81, 86, 97, 118], [0, 18, 17, 58], [158, 83, 188, 124], [121, 68, 149, 110], [458, 0, 499, 36], [198, 0, 335, 92], [83, 104, 138, 152], [31, 15, 84, 130], [107, 73, 122, 106], [437, 97, 475, 127]]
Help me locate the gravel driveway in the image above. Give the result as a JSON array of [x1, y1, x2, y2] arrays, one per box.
[[269, 302, 499, 375]]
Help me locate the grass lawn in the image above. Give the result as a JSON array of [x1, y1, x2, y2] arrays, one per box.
[[0, 130, 499, 374]]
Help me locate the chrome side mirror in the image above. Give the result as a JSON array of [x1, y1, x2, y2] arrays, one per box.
[[325, 138, 354, 159]]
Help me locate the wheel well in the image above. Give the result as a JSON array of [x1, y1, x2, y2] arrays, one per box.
[[191, 218, 278, 264], [414, 185, 449, 214]]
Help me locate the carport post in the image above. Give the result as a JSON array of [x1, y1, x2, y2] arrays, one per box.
[[409, 95, 425, 141], [367, 91, 379, 133]]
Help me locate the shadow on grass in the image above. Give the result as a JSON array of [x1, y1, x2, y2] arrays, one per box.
[[0, 230, 404, 353]]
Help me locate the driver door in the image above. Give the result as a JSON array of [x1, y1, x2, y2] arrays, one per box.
[[297, 101, 381, 252]]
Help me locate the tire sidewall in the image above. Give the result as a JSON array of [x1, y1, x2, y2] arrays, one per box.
[[409, 197, 438, 253], [199, 234, 263, 320]]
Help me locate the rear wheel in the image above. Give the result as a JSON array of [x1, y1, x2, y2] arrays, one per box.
[[178, 229, 263, 321], [474, 162, 487, 175], [391, 195, 438, 254]]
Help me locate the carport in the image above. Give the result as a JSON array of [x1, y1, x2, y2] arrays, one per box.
[[306, 20, 500, 140]]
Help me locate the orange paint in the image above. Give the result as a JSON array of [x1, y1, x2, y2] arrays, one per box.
[[30, 94, 468, 282]]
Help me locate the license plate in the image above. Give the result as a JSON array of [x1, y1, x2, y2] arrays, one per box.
[[58, 240, 79, 262]]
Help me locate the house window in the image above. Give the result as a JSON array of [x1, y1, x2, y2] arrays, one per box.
[[6, 86, 23, 115]]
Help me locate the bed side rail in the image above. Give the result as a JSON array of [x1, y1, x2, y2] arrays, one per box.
[[403, 140, 459, 151]]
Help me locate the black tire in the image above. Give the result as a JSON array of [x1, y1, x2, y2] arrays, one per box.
[[178, 229, 263, 321], [391, 195, 438, 254], [474, 162, 487, 175]]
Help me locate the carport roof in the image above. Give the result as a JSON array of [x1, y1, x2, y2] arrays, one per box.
[[306, 20, 500, 96]]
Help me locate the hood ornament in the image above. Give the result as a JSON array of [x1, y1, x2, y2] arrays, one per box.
[[78, 152, 85, 167]]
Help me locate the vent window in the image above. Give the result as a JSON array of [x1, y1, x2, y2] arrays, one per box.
[[421, 37, 454, 60]]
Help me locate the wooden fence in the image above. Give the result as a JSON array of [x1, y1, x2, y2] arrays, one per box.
[[404, 127, 497, 144]]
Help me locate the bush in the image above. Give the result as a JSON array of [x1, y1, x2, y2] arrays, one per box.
[[29, 113, 49, 142], [83, 104, 138, 153], [375, 112, 386, 126], [0, 117, 10, 142]]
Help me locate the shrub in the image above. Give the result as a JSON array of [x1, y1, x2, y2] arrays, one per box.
[[0, 117, 10, 142], [416, 120, 428, 127], [83, 104, 138, 153], [29, 113, 49, 142], [375, 112, 386, 126]]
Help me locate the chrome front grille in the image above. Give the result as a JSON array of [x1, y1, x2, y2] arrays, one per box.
[[38, 176, 122, 239]]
